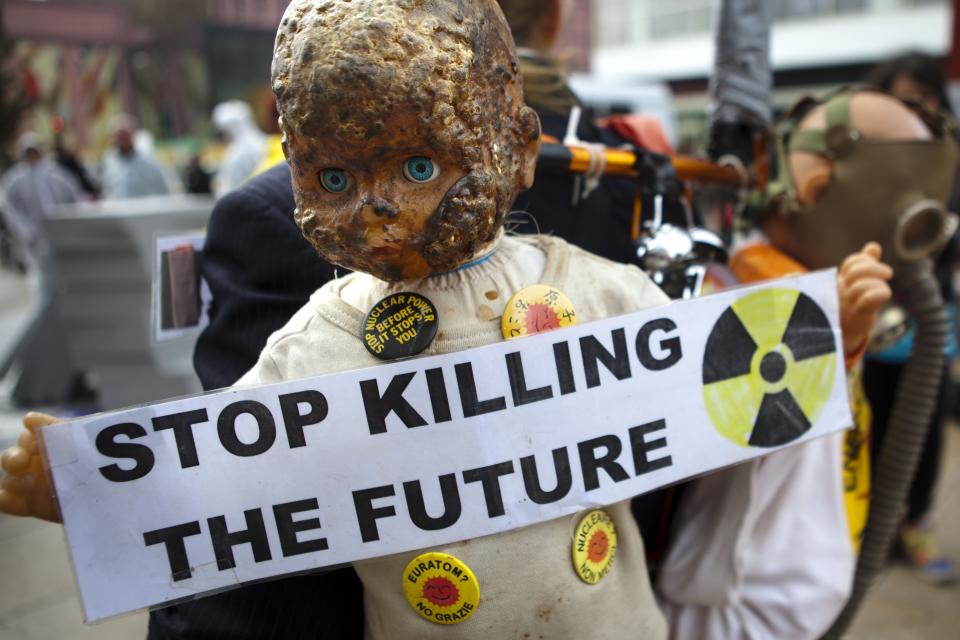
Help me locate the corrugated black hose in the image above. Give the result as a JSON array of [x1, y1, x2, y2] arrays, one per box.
[[823, 259, 948, 638]]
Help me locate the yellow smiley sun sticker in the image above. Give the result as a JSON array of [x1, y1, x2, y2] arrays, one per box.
[[572, 510, 618, 585], [402, 552, 480, 625], [502, 284, 577, 340]]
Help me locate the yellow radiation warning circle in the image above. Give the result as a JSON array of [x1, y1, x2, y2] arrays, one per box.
[[502, 285, 577, 340], [402, 552, 480, 625], [702, 288, 838, 448], [572, 510, 618, 585]]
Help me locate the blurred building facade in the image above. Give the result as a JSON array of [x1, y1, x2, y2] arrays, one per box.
[[4, 0, 952, 157], [560, 0, 593, 73], [2, 0, 288, 160], [590, 0, 952, 147]]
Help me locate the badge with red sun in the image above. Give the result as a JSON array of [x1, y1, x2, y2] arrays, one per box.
[[572, 510, 618, 585], [402, 552, 480, 625], [501, 285, 577, 341]]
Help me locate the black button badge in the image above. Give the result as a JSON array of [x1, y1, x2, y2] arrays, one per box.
[[362, 292, 439, 360]]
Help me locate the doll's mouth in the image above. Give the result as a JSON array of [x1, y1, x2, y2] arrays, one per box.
[[369, 244, 402, 256], [363, 223, 413, 256]]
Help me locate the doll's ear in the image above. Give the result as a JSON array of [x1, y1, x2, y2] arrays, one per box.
[[519, 136, 541, 190], [518, 107, 542, 190]]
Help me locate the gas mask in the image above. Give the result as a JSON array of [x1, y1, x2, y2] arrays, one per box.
[[767, 92, 958, 271]]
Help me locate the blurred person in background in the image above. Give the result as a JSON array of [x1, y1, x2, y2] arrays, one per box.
[[869, 52, 959, 212], [184, 154, 213, 195], [1, 131, 80, 269], [869, 51, 954, 118], [499, 0, 662, 263], [212, 100, 266, 198], [134, 128, 184, 194], [100, 116, 170, 199], [862, 51, 959, 584], [52, 130, 100, 199], [251, 91, 286, 176]]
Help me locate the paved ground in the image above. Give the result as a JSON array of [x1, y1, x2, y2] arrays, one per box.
[[847, 422, 960, 640], [0, 268, 956, 638]]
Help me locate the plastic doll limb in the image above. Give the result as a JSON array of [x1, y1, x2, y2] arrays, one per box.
[[838, 242, 893, 354], [0, 413, 62, 523]]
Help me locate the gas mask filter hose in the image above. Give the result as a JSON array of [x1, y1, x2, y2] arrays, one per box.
[[823, 259, 948, 639]]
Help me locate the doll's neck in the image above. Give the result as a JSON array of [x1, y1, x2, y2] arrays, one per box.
[[436, 230, 504, 277]]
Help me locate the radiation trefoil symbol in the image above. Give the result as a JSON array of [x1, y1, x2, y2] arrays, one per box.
[[702, 288, 838, 448]]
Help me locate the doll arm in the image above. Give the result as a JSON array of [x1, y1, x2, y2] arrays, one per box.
[[839, 242, 893, 361], [0, 413, 62, 523]]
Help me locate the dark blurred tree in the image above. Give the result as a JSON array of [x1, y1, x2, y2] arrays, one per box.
[[0, 11, 28, 169]]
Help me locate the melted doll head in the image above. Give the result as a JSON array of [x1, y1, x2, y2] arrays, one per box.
[[272, 0, 542, 281]]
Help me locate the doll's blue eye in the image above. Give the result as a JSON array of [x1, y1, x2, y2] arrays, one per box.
[[403, 157, 439, 183], [320, 169, 349, 193]]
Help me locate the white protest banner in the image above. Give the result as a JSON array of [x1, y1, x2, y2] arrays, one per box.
[[43, 270, 851, 622]]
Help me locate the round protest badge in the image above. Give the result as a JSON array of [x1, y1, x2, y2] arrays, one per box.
[[362, 292, 439, 360], [501, 285, 577, 340], [572, 510, 618, 585], [402, 552, 480, 625]]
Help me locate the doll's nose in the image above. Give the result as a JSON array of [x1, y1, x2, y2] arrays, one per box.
[[357, 195, 399, 220]]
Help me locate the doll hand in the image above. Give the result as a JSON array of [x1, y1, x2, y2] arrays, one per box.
[[838, 242, 893, 355], [0, 413, 62, 523]]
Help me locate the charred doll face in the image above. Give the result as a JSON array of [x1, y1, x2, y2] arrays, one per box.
[[273, 0, 541, 282], [288, 110, 468, 280]]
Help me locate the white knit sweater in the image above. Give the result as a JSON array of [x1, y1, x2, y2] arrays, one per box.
[[239, 234, 670, 640]]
